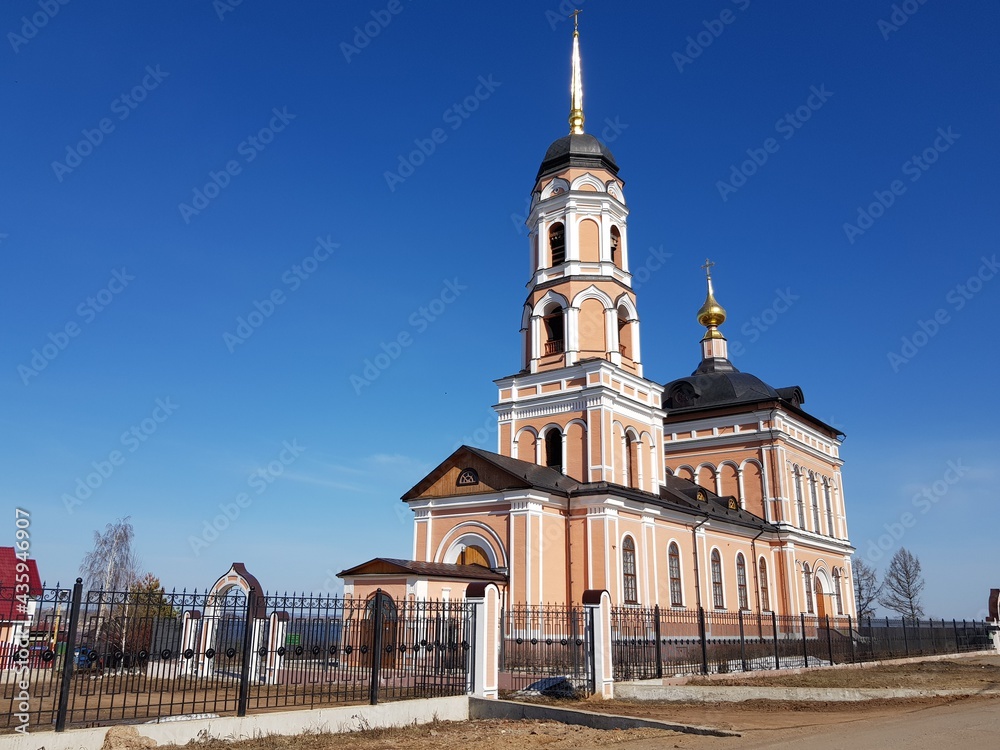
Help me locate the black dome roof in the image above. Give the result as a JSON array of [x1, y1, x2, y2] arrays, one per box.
[[537, 133, 619, 180], [663, 371, 780, 412], [663, 353, 805, 413]]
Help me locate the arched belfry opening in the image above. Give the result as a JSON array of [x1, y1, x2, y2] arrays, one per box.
[[544, 427, 563, 471], [548, 222, 566, 266], [610, 225, 621, 267], [542, 303, 565, 356]]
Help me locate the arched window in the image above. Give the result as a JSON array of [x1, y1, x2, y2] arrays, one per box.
[[758, 558, 771, 612], [542, 304, 564, 355], [622, 537, 638, 604], [803, 563, 814, 614], [823, 479, 835, 537], [668, 542, 682, 607], [544, 428, 562, 471], [793, 468, 806, 529], [710, 550, 724, 609], [610, 225, 621, 266], [548, 222, 565, 266], [736, 553, 749, 611], [834, 570, 844, 615], [810, 474, 821, 532]]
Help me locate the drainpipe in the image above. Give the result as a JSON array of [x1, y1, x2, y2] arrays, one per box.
[[566, 488, 573, 604], [750, 529, 765, 612], [765, 407, 780, 525], [690, 515, 710, 609], [765, 406, 792, 614]]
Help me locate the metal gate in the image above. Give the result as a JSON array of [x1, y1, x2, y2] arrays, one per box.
[[498, 604, 594, 696]]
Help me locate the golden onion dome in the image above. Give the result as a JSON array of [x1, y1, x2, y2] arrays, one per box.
[[697, 261, 727, 329], [697, 286, 727, 328]]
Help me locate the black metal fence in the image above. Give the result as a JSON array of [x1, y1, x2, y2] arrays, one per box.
[[1, 581, 473, 732], [612, 606, 994, 680], [498, 604, 593, 695]]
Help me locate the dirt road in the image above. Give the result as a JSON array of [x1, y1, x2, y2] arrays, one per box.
[[625, 696, 1000, 749], [169, 696, 1000, 750]]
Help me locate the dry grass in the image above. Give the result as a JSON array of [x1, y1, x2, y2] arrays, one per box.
[[161, 719, 677, 750], [684, 655, 1000, 690]]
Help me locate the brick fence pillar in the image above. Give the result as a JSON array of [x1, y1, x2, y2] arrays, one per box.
[[466, 582, 500, 698], [583, 589, 614, 699]]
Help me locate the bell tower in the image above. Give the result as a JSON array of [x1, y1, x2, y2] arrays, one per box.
[[494, 18, 664, 493]]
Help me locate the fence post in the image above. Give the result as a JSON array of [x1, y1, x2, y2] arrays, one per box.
[[901, 617, 909, 656], [368, 589, 386, 705], [771, 611, 780, 670], [952, 618, 960, 652], [848, 615, 856, 664], [800, 613, 808, 668], [825, 615, 834, 664], [653, 605, 663, 679], [54, 578, 83, 733], [465, 583, 499, 698], [237, 586, 256, 717], [697, 607, 709, 675], [885, 617, 892, 658], [582, 590, 613, 698], [738, 610, 747, 672]]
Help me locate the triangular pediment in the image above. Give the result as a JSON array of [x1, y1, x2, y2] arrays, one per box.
[[401, 446, 576, 501]]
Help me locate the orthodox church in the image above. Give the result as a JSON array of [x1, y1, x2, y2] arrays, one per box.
[[340, 23, 857, 620]]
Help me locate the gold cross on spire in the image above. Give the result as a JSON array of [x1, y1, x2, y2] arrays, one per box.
[[701, 258, 715, 278], [571, 8, 582, 32]]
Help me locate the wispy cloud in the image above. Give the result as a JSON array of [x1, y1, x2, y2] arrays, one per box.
[[276, 452, 430, 493], [279, 471, 367, 493]]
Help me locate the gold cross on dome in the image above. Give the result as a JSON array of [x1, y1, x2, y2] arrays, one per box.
[[701, 258, 715, 277]]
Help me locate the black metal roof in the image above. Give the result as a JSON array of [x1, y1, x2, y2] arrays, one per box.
[[465, 445, 582, 493], [536, 133, 619, 180], [400, 445, 580, 501], [662, 347, 817, 423], [338, 558, 507, 582], [664, 370, 783, 412]]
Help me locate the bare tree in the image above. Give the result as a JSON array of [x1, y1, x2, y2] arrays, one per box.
[[852, 558, 882, 619], [879, 547, 925, 620], [80, 516, 141, 592]]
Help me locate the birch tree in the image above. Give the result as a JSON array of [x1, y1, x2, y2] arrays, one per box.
[[79, 516, 141, 593]]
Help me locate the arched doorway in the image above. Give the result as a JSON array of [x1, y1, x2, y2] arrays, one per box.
[[362, 590, 398, 669], [815, 575, 828, 620]]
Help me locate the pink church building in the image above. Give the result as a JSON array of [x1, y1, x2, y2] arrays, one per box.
[[341, 24, 856, 622]]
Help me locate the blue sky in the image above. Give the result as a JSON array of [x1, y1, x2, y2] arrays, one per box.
[[3, 1, 998, 618]]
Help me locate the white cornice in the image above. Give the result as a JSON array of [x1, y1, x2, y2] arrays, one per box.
[[496, 359, 664, 397], [529, 263, 633, 289], [530, 189, 629, 223]]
